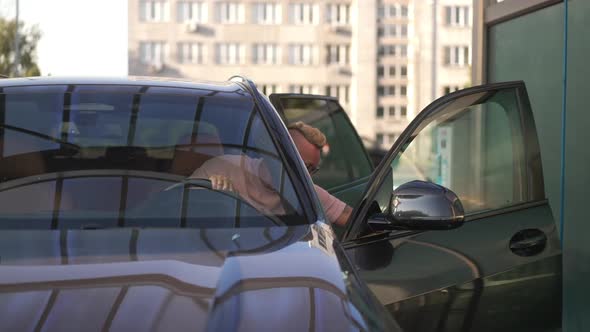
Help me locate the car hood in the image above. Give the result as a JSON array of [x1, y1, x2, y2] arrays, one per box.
[[0, 223, 387, 331]]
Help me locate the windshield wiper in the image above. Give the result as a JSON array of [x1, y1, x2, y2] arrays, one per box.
[[0, 124, 81, 151]]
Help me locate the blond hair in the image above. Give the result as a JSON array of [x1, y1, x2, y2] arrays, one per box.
[[287, 121, 327, 148]]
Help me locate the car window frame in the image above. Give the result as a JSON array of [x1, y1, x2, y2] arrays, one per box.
[[234, 79, 322, 225]]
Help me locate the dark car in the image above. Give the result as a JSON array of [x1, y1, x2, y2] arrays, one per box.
[[0, 76, 560, 331]]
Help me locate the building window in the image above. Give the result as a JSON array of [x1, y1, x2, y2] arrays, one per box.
[[177, 1, 207, 23], [401, 65, 407, 77], [289, 3, 318, 24], [326, 3, 350, 25], [377, 66, 384, 77], [387, 25, 397, 37], [215, 2, 244, 23], [376, 107, 384, 118], [376, 133, 384, 145], [387, 133, 396, 144], [215, 43, 243, 64], [400, 105, 407, 117], [389, 5, 397, 17], [140, 1, 169, 22], [289, 85, 315, 94], [388, 86, 396, 96], [140, 41, 167, 65], [389, 66, 396, 77], [444, 46, 470, 66], [379, 85, 395, 96], [400, 5, 408, 17], [289, 44, 316, 65], [252, 3, 282, 24], [388, 106, 396, 117], [252, 44, 279, 64], [380, 24, 396, 37], [177, 42, 203, 64], [445, 6, 470, 27], [378, 45, 396, 56], [261, 84, 278, 95], [325, 85, 350, 103], [326, 44, 350, 65], [400, 24, 408, 37], [378, 4, 397, 19], [400, 44, 407, 57], [400, 85, 407, 96], [443, 85, 460, 95]]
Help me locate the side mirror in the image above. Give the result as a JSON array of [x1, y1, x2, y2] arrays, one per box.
[[368, 180, 465, 231]]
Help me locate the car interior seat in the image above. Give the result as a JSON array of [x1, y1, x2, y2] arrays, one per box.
[[170, 122, 224, 177]]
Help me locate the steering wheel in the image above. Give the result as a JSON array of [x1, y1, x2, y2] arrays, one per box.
[[156, 177, 286, 227], [162, 177, 250, 205]]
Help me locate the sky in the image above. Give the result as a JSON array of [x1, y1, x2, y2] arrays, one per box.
[[0, 0, 128, 76]]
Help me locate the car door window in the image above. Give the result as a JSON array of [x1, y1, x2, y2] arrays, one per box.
[[377, 88, 530, 215], [274, 97, 373, 189]]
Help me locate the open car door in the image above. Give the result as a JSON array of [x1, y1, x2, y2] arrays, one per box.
[[343, 82, 561, 331]]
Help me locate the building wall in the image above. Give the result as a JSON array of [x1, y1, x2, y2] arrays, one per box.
[[129, 0, 472, 150], [562, 1, 590, 330]]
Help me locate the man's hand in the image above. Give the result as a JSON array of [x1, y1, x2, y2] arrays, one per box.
[[209, 175, 234, 191]]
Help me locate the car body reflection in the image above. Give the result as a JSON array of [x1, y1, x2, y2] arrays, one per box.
[[0, 223, 381, 331]]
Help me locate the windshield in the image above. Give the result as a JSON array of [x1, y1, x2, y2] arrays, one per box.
[[0, 84, 306, 229]]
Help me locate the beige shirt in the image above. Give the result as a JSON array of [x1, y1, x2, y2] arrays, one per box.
[[190, 154, 346, 223], [189, 154, 285, 215], [314, 184, 347, 224]]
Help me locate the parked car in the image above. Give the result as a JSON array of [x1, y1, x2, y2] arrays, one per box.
[[0, 76, 560, 331]]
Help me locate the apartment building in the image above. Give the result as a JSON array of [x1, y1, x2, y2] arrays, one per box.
[[128, 0, 472, 147]]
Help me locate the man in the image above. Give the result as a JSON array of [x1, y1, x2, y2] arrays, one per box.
[[190, 122, 352, 226], [287, 121, 352, 226]]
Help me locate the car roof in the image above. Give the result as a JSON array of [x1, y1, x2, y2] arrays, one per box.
[[0, 76, 247, 94]]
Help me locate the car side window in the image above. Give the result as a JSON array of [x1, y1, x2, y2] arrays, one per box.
[[279, 98, 373, 189], [375, 88, 530, 215]]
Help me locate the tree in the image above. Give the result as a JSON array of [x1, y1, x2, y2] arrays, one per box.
[[0, 17, 41, 77]]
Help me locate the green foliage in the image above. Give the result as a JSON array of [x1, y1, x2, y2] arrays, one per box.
[[0, 17, 41, 77]]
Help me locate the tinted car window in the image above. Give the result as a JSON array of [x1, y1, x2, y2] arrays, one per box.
[[380, 88, 528, 214], [279, 98, 373, 189], [0, 85, 305, 229]]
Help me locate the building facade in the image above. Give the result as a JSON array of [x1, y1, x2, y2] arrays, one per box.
[[128, 0, 472, 148]]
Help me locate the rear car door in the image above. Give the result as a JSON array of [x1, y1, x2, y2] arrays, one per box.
[[269, 94, 373, 207], [343, 82, 561, 331]]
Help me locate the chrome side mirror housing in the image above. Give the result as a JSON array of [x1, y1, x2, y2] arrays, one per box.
[[369, 180, 465, 231]]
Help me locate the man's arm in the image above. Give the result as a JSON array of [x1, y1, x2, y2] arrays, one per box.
[[314, 184, 352, 226], [334, 205, 352, 226]]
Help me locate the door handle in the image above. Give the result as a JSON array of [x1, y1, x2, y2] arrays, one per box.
[[509, 229, 547, 257]]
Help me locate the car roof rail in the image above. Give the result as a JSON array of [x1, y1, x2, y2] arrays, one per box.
[[228, 75, 259, 95]]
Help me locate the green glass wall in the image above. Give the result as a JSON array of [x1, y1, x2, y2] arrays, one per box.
[[487, 1, 590, 330], [488, 4, 564, 221], [562, 1, 590, 330]]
